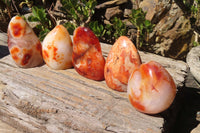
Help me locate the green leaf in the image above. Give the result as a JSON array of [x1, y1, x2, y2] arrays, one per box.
[[144, 20, 151, 26], [89, 21, 94, 28], [64, 22, 76, 35], [28, 16, 38, 22], [39, 28, 50, 41], [38, 8, 46, 21], [60, 0, 97, 30], [99, 25, 104, 31], [70, 8, 76, 15], [89, 21, 106, 37], [71, 0, 78, 6], [77, 6, 82, 12], [129, 8, 154, 48], [35, 25, 43, 30], [83, 8, 88, 16], [91, 1, 97, 9], [193, 41, 200, 47], [111, 17, 127, 40], [28, 6, 53, 40], [32, 6, 40, 17]]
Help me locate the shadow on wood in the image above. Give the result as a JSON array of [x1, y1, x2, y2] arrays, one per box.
[[162, 86, 200, 133], [173, 87, 200, 133], [0, 45, 9, 59]]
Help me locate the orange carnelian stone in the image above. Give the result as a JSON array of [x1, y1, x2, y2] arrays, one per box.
[[104, 36, 141, 91], [7, 16, 43, 68], [72, 27, 105, 81], [128, 61, 176, 114], [42, 25, 73, 70]]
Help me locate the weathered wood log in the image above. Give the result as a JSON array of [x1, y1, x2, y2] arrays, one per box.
[[0, 33, 188, 133]]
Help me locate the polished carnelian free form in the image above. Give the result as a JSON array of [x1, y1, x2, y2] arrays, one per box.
[[104, 36, 141, 91], [7, 16, 43, 68], [42, 25, 73, 70], [72, 27, 105, 81], [127, 61, 176, 114]]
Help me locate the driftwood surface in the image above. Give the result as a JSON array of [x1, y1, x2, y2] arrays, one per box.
[[0, 33, 188, 133]]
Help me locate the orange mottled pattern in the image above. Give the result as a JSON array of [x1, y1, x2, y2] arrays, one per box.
[[72, 27, 105, 81], [7, 16, 44, 68], [43, 50, 49, 60], [9, 43, 34, 66], [9, 17, 25, 38], [52, 47, 58, 61], [42, 25, 73, 70], [21, 53, 31, 65], [21, 49, 33, 66], [43, 43, 64, 64], [10, 47, 20, 62], [104, 36, 141, 91]]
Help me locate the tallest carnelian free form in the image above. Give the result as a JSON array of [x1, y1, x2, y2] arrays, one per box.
[[7, 16, 43, 68], [72, 27, 105, 81]]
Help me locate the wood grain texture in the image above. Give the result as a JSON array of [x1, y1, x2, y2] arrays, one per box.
[[0, 119, 22, 133], [0, 33, 188, 133]]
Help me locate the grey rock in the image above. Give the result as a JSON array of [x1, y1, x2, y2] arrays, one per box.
[[139, 0, 171, 23], [124, 9, 132, 18], [96, 0, 129, 9], [148, 2, 192, 59], [105, 6, 123, 20], [186, 45, 200, 83]]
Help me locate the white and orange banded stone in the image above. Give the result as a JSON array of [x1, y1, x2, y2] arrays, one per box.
[[128, 61, 176, 114]]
